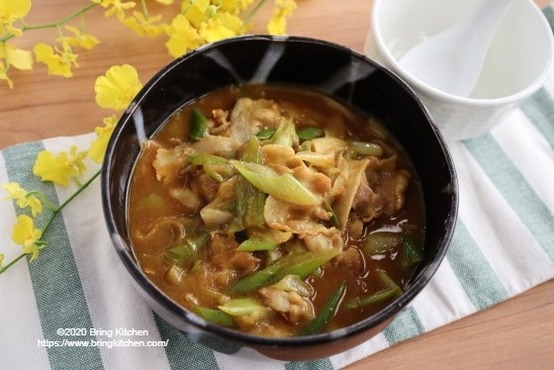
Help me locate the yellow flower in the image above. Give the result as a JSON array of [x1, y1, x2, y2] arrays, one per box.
[[267, 0, 296, 35], [58, 26, 100, 50], [0, 253, 4, 268], [122, 11, 165, 37], [3, 182, 43, 216], [33, 42, 78, 78], [165, 14, 201, 58], [1, 43, 33, 71], [92, 0, 136, 21], [220, 0, 254, 13], [182, 0, 209, 28], [88, 115, 117, 163], [155, 0, 173, 4], [199, 17, 236, 44], [95, 64, 142, 111], [0, 0, 32, 36], [11, 215, 43, 261], [32, 145, 88, 186], [0, 60, 13, 88], [214, 11, 245, 34]]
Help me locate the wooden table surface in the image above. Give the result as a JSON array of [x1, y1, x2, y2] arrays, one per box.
[[2, 1, 553, 369]]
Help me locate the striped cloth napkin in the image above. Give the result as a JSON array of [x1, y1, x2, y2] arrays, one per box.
[[2, 7, 554, 370]]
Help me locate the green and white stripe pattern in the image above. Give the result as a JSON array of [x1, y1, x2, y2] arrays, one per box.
[[2, 8, 554, 369]]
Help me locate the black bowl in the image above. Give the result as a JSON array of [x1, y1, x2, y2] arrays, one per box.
[[101, 35, 458, 361]]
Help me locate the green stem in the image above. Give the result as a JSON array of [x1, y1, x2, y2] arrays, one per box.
[[0, 41, 9, 75], [244, 0, 268, 24], [0, 3, 98, 43], [1, 170, 101, 276], [0, 252, 26, 274], [42, 169, 101, 233], [140, 0, 150, 19]]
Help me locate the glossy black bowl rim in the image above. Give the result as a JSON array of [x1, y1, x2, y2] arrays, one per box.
[[101, 35, 458, 348]]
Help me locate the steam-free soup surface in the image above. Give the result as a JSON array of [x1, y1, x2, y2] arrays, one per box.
[[128, 84, 424, 337]]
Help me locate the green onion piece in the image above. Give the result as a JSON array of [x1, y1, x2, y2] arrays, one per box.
[[193, 306, 236, 327], [256, 128, 276, 140], [190, 107, 210, 141], [218, 298, 270, 319], [402, 233, 424, 267], [345, 287, 401, 309], [363, 231, 403, 255], [237, 235, 279, 252], [297, 127, 324, 141], [242, 136, 263, 163], [166, 241, 196, 268], [322, 200, 339, 228], [231, 160, 318, 206], [188, 154, 234, 182], [228, 265, 279, 294], [268, 249, 341, 285], [376, 269, 401, 291], [350, 141, 383, 157], [139, 193, 166, 210], [230, 249, 339, 294], [232, 137, 266, 230], [165, 265, 186, 285], [165, 234, 208, 268], [271, 118, 298, 147], [345, 270, 402, 309], [300, 281, 346, 335]]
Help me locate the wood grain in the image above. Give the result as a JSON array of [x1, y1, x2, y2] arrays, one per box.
[[1, 1, 553, 369]]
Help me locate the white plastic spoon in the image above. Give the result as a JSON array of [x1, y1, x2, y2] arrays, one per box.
[[399, 0, 513, 97]]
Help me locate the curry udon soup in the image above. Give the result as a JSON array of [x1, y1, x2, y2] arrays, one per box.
[[128, 84, 425, 337]]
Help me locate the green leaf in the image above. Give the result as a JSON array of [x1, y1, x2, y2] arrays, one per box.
[[231, 160, 318, 205]]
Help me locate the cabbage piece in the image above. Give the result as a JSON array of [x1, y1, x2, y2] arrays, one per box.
[[309, 137, 348, 155], [200, 176, 237, 226], [264, 195, 334, 237], [153, 144, 195, 184], [295, 151, 336, 169], [191, 135, 242, 157], [331, 157, 370, 230], [259, 276, 315, 324], [228, 98, 282, 144]]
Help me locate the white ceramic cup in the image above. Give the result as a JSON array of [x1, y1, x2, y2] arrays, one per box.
[[365, 0, 554, 140]]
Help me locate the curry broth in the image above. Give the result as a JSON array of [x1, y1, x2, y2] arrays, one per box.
[[128, 84, 425, 336]]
